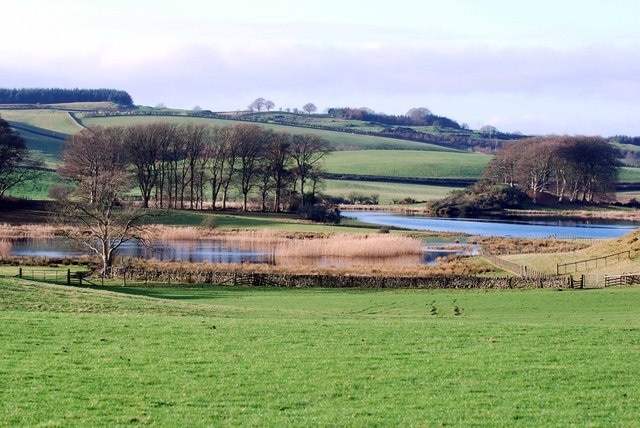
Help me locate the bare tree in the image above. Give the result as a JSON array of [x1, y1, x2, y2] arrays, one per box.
[[265, 131, 292, 212], [234, 124, 265, 211], [53, 167, 145, 280], [480, 125, 498, 138], [406, 107, 432, 124], [124, 123, 178, 208], [58, 126, 127, 204], [206, 126, 232, 209], [264, 100, 275, 111], [289, 134, 331, 207], [248, 98, 266, 112], [57, 126, 146, 278], [182, 124, 210, 209], [485, 135, 619, 204], [302, 103, 317, 115]]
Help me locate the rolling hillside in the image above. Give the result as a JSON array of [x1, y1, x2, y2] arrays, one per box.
[[3, 103, 640, 203]]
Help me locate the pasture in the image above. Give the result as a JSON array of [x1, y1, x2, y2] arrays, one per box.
[[1, 278, 639, 426], [323, 150, 492, 179], [0, 109, 82, 135], [323, 179, 459, 204]]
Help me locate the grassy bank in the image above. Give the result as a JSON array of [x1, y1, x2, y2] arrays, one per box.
[[1, 279, 639, 426]]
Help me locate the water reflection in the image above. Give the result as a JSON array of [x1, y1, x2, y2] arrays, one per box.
[[8, 237, 472, 266]]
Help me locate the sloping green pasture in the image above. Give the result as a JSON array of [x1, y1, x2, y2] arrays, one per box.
[[323, 179, 459, 204], [0, 109, 82, 135], [323, 150, 492, 178], [6, 123, 66, 159], [1, 278, 639, 426], [619, 167, 640, 182]]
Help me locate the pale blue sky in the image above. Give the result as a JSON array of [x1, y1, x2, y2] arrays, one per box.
[[2, 0, 640, 135]]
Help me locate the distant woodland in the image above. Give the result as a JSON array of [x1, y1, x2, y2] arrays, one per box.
[[0, 88, 133, 106]]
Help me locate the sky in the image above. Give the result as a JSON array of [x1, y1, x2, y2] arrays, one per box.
[[2, 0, 640, 136]]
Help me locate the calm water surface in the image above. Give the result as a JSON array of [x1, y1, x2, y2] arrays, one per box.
[[10, 212, 632, 264], [342, 211, 637, 238], [9, 238, 472, 265]]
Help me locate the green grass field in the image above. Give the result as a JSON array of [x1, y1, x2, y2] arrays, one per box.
[[0, 109, 82, 135], [1, 278, 639, 426], [323, 179, 459, 204], [619, 167, 640, 182], [4, 170, 61, 200], [323, 150, 492, 179]]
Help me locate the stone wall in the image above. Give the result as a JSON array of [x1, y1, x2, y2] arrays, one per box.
[[117, 266, 571, 289]]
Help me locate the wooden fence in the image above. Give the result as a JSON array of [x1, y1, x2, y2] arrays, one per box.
[[479, 251, 547, 279], [604, 273, 640, 287], [556, 250, 632, 275]]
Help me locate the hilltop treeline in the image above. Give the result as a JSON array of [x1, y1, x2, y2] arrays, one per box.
[[326, 107, 461, 129], [0, 88, 133, 106]]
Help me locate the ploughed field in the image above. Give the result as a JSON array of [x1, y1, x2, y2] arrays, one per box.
[[1, 278, 639, 426]]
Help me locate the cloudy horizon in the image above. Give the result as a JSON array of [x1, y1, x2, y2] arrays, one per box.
[[2, 0, 640, 136]]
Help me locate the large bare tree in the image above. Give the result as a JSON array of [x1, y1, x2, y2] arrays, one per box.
[[55, 127, 145, 279], [234, 124, 265, 211], [58, 126, 127, 204], [485, 135, 619, 203], [289, 134, 331, 207], [53, 170, 145, 280]]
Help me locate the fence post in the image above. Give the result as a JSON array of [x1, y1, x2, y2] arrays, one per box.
[[556, 264, 559, 275], [19, 267, 22, 279], [67, 269, 71, 285], [580, 274, 585, 289]]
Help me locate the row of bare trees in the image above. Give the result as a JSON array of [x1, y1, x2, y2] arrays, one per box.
[[58, 123, 332, 212], [484, 136, 619, 203]]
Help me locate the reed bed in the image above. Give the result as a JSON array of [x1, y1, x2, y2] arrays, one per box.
[[0, 223, 61, 238], [275, 234, 423, 259], [140, 226, 316, 243], [0, 240, 12, 259], [472, 236, 589, 255]]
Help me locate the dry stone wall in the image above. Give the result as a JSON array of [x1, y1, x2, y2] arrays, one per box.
[[118, 266, 571, 289]]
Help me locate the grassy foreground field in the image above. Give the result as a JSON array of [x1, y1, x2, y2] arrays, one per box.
[[1, 278, 639, 426]]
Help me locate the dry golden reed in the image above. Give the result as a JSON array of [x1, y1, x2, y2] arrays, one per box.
[[472, 236, 588, 255], [275, 234, 423, 259], [0, 224, 61, 238], [0, 240, 12, 259]]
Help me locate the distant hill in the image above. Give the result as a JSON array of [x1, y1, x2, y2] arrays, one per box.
[[0, 88, 133, 106]]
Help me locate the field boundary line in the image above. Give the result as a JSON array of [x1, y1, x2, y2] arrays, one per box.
[[556, 250, 632, 275]]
